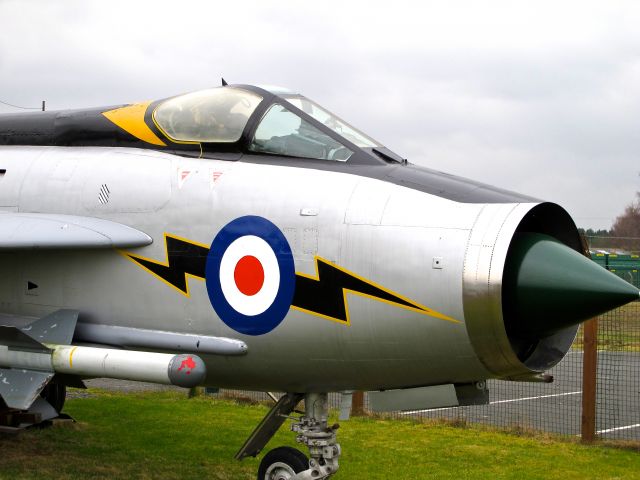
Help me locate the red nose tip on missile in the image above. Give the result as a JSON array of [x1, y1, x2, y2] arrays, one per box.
[[168, 354, 206, 388], [504, 233, 639, 339]]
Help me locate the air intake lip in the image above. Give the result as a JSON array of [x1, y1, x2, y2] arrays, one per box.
[[464, 202, 594, 377]]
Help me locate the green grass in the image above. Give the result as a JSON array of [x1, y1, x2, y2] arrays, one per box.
[[1, 390, 639, 479]]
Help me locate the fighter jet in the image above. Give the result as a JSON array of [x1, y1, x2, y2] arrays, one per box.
[[0, 83, 637, 479]]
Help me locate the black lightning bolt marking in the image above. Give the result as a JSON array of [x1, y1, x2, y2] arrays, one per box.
[[123, 235, 456, 323], [291, 257, 457, 324], [123, 234, 209, 296]]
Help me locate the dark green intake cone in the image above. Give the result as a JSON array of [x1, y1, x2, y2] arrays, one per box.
[[503, 233, 639, 339]]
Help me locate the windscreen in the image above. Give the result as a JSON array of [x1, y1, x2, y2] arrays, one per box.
[[249, 104, 353, 161], [284, 95, 380, 148]]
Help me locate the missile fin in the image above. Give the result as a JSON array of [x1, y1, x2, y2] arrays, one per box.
[[21, 309, 79, 345], [0, 310, 79, 410], [0, 368, 54, 410], [0, 326, 50, 352]]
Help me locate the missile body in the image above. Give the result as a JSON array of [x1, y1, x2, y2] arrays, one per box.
[[53, 345, 206, 388], [0, 344, 206, 388]]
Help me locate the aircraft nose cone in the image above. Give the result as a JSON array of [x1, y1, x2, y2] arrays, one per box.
[[503, 233, 639, 339]]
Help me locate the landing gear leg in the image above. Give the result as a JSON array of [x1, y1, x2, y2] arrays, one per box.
[[237, 393, 341, 480], [290, 393, 341, 479]]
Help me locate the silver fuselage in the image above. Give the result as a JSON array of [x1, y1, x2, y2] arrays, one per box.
[[0, 145, 571, 392]]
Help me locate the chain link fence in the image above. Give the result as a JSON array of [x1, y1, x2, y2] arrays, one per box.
[[215, 238, 640, 443], [395, 302, 639, 441], [595, 303, 640, 440]]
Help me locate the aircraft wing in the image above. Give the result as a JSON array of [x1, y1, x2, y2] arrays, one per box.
[[0, 212, 152, 249]]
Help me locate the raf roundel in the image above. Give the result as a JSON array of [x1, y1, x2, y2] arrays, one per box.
[[205, 216, 296, 335]]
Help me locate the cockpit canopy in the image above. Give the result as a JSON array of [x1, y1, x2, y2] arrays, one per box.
[[153, 88, 263, 143], [153, 86, 381, 162]]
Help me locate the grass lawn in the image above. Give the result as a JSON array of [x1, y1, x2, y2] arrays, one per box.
[[1, 390, 639, 479]]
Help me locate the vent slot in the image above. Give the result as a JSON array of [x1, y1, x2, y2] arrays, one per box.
[[0, 169, 6, 176], [98, 184, 110, 205]]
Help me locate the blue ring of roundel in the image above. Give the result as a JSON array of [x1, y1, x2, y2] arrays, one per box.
[[205, 215, 295, 336]]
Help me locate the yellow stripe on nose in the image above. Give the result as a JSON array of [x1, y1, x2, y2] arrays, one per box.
[[103, 102, 167, 146]]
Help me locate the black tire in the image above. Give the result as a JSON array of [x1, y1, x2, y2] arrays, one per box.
[[257, 446, 308, 480], [40, 383, 66, 413]]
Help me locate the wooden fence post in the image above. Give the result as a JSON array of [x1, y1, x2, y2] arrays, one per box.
[[581, 318, 598, 442], [351, 391, 365, 416], [188, 387, 205, 398]]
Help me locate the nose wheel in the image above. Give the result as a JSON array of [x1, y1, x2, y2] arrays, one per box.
[[236, 393, 341, 480], [258, 446, 309, 480]]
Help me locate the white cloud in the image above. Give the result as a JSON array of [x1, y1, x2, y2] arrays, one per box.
[[1, 0, 639, 229]]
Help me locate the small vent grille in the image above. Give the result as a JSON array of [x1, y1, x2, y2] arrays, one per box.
[[98, 184, 110, 204]]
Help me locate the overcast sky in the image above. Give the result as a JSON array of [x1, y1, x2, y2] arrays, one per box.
[[1, 0, 638, 230]]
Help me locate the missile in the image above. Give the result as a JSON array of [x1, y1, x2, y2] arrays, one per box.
[[0, 344, 206, 388], [0, 310, 206, 410]]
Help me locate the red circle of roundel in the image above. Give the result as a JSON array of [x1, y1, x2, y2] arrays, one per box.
[[234, 255, 265, 296]]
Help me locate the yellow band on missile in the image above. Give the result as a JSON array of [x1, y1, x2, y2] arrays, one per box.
[[68, 346, 79, 368], [103, 102, 167, 146]]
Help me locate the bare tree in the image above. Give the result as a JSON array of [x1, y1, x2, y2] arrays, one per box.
[[610, 192, 640, 252]]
